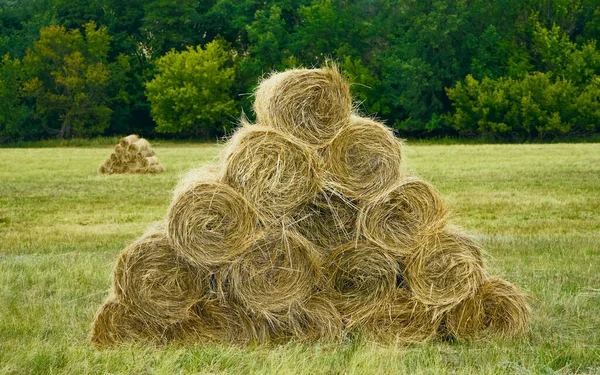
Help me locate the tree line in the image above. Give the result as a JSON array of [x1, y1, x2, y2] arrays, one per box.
[[1, 0, 599, 142]]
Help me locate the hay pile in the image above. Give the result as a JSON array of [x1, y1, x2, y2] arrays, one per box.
[[98, 134, 164, 174], [90, 66, 530, 347]]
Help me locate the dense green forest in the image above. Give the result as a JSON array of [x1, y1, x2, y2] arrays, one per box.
[[1, 0, 599, 142]]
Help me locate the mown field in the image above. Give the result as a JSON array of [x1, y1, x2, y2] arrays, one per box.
[[0, 143, 598, 374]]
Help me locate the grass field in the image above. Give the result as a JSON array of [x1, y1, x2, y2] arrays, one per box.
[[0, 143, 599, 374]]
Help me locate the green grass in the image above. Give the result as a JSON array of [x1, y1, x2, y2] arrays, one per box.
[[1, 143, 599, 374]]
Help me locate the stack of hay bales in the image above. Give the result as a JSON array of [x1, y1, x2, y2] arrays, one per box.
[[98, 135, 164, 174], [90, 66, 530, 347]]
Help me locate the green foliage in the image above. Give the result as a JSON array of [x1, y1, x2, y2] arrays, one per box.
[[1, 0, 599, 140], [0, 54, 28, 140], [446, 73, 600, 139], [21, 22, 114, 138], [145, 40, 237, 137]]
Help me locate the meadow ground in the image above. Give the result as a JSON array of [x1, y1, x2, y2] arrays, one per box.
[[0, 142, 598, 374]]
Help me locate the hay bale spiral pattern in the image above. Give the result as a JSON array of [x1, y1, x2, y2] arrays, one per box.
[[359, 176, 447, 256], [221, 124, 321, 220], [167, 180, 259, 267], [254, 66, 352, 146], [113, 228, 202, 324], [322, 115, 403, 201]]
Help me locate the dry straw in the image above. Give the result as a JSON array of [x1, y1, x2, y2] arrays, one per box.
[[359, 289, 442, 344], [89, 298, 170, 347], [167, 180, 259, 267], [359, 176, 447, 256], [99, 134, 164, 174], [293, 190, 358, 255], [119, 134, 139, 147], [169, 298, 261, 344], [221, 124, 322, 220], [322, 115, 403, 201], [253, 65, 352, 146], [217, 228, 321, 317], [326, 241, 399, 323], [113, 226, 203, 325], [446, 276, 531, 339], [403, 227, 486, 311], [128, 138, 151, 153]]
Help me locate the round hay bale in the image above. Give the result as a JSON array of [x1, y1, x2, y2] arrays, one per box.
[[326, 241, 399, 320], [128, 138, 151, 153], [358, 289, 442, 344], [169, 298, 254, 344], [221, 124, 321, 220], [144, 164, 165, 174], [217, 228, 321, 316], [322, 115, 403, 201], [282, 295, 344, 342], [253, 66, 352, 146], [404, 227, 486, 311], [359, 176, 447, 256], [110, 153, 119, 163], [293, 190, 358, 255], [113, 227, 205, 325], [114, 143, 127, 157], [119, 134, 139, 147], [89, 298, 168, 347], [141, 149, 155, 158], [166, 180, 259, 267], [446, 276, 531, 339], [145, 156, 160, 166]]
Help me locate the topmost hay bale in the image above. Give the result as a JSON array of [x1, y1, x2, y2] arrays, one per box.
[[322, 115, 403, 201], [253, 66, 352, 146], [128, 138, 151, 153], [119, 134, 139, 147], [220, 124, 322, 220]]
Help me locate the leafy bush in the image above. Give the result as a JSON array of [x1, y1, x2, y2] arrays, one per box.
[[145, 40, 237, 137]]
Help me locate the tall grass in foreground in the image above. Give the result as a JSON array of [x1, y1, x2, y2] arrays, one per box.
[[0, 143, 598, 374]]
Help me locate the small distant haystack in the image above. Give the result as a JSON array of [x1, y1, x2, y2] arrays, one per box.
[[90, 65, 531, 348], [99, 135, 164, 174]]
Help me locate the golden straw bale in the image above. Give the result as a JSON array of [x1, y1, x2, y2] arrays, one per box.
[[143, 164, 164, 174], [144, 156, 160, 166], [221, 124, 321, 220], [359, 176, 447, 256], [404, 227, 486, 311], [119, 134, 139, 147], [293, 190, 358, 255], [168, 298, 254, 344], [89, 298, 170, 347], [217, 228, 321, 317], [113, 227, 205, 325], [253, 66, 352, 146], [166, 180, 259, 267], [128, 138, 151, 153], [446, 276, 531, 339], [326, 241, 399, 321], [114, 143, 127, 157], [282, 295, 344, 342], [322, 115, 403, 201], [358, 289, 443, 344]]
